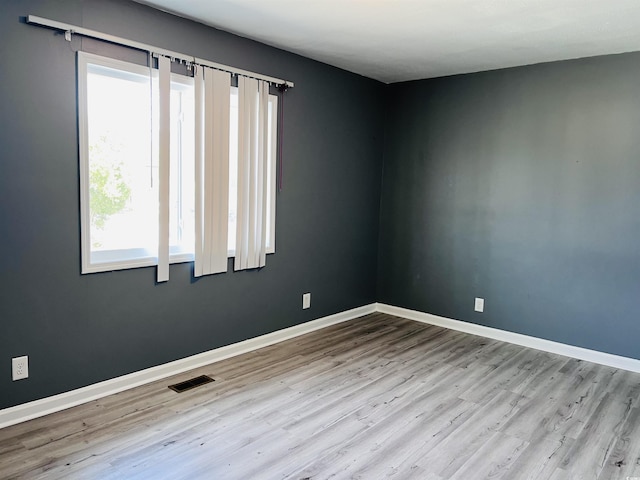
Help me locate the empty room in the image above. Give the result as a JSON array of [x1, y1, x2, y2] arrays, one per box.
[[2, 1, 640, 478]]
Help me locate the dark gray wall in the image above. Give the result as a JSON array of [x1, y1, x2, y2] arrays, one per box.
[[379, 53, 640, 359], [0, 0, 384, 409]]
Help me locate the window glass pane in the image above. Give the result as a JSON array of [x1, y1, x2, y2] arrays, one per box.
[[86, 63, 158, 263], [169, 78, 195, 256]]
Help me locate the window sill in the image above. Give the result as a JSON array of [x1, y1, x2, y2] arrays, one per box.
[[83, 249, 274, 274]]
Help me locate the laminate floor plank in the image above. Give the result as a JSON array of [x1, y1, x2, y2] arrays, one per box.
[[331, 398, 479, 480], [540, 365, 620, 440], [500, 369, 578, 441], [597, 406, 640, 480], [455, 339, 523, 369], [505, 431, 575, 480], [1, 313, 639, 479], [246, 410, 373, 480], [556, 391, 633, 479], [459, 348, 560, 405], [447, 431, 529, 480], [416, 388, 530, 477]]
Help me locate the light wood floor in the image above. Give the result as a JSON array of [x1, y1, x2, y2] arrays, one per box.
[[1, 313, 640, 479]]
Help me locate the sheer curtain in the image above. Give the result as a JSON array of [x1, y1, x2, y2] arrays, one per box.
[[235, 77, 270, 271]]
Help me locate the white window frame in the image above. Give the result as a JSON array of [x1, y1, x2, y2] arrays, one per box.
[[79, 52, 155, 273]]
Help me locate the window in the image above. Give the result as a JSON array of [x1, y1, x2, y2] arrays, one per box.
[[78, 52, 277, 275]]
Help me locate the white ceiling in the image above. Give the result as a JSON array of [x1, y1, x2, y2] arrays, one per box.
[[136, 0, 640, 83]]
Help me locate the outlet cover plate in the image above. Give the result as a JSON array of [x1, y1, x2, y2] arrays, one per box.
[[474, 297, 485, 313], [12, 356, 29, 381], [303, 293, 311, 309]]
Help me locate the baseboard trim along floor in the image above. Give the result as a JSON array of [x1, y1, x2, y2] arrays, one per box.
[[376, 303, 640, 374], [0, 304, 375, 430], [2, 302, 639, 429]]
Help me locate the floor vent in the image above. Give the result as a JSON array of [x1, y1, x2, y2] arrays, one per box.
[[168, 375, 215, 393]]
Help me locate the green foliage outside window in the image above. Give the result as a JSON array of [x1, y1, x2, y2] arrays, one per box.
[[89, 136, 131, 230]]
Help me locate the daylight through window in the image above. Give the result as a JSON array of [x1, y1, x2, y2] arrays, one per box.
[[78, 52, 278, 275]]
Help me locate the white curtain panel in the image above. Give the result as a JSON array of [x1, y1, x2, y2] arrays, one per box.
[[157, 55, 171, 283], [235, 77, 269, 271], [194, 66, 231, 276]]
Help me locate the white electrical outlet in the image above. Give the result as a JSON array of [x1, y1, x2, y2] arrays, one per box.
[[302, 293, 311, 309], [474, 297, 485, 313], [12, 356, 29, 381]]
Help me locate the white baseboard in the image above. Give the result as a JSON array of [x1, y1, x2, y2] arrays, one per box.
[[4, 301, 639, 430], [0, 304, 376, 430], [376, 303, 640, 373]]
